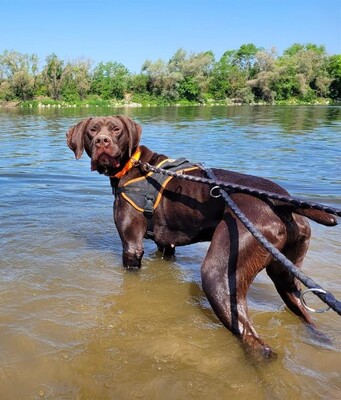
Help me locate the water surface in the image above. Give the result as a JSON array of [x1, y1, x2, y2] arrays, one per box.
[[0, 106, 340, 399]]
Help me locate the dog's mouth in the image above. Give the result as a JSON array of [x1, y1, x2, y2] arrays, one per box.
[[91, 153, 121, 176]]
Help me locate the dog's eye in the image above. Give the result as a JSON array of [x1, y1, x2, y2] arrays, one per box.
[[110, 125, 121, 135], [88, 126, 98, 136]]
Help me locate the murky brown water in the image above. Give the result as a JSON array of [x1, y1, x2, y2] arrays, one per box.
[[1, 106, 340, 399]]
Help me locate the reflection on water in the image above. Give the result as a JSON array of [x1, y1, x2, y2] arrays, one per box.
[[0, 106, 340, 399]]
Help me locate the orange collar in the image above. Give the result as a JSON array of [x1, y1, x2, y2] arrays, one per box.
[[111, 147, 141, 179]]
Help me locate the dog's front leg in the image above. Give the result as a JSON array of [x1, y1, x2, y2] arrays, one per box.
[[122, 241, 144, 269], [114, 200, 146, 270]]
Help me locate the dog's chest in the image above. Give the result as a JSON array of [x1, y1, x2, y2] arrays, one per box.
[[113, 158, 200, 215]]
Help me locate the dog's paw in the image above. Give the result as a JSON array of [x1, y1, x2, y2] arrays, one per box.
[[244, 342, 278, 363], [122, 251, 143, 270], [124, 264, 141, 271]]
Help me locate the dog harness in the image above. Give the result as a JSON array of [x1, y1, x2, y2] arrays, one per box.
[[112, 157, 200, 238]]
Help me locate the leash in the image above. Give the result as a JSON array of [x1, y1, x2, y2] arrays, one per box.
[[134, 159, 341, 315], [135, 161, 341, 218]]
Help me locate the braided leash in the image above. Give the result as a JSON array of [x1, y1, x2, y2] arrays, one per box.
[[135, 161, 341, 217], [135, 159, 341, 315]]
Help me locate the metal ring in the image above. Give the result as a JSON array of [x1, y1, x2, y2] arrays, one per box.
[[300, 288, 331, 313], [210, 186, 221, 198]]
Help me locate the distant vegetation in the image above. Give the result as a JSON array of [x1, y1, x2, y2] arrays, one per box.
[[0, 43, 340, 107]]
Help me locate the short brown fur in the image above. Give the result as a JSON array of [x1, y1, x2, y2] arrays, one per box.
[[66, 116, 337, 359]]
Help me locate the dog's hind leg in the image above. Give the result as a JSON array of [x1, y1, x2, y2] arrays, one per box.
[[201, 214, 276, 360], [266, 235, 315, 326]]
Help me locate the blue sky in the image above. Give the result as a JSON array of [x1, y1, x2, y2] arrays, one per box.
[[1, 0, 340, 72]]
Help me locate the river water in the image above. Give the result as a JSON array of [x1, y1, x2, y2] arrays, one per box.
[[0, 105, 340, 399]]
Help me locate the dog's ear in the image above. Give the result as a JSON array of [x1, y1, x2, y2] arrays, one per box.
[[116, 116, 142, 157], [66, 118, 93, 159]]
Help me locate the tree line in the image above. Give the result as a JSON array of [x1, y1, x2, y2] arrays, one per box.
[[0, 43, 340, 106]]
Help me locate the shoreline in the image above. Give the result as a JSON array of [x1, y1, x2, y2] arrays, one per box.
[[0, 98, 336, 109]]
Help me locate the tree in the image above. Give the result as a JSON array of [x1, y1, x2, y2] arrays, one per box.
[[275, 43, 331, 101], [178, 76, 200, 101], [0, 43, 338, 105], [209, 44, 261, 102], [0, 50, 39, 100], [61, 58, 92, 101], [248, 48, 278, 102], [234, 43, 260, 78], [128, 73, 149, 95], [178, 50, 215, 101], [91, 61, 129, 100], [167, 49, 214, 101], [141, 58, 180, 100], [209, 50, 235, 99], [141, 49, 215, 102], [327, 55, 341, 100], [0, 81, 11, 100], [42, 53, 66, 100], [283, 43, 326, 57]]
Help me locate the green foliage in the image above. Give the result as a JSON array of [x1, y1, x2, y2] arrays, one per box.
[[209, 44, 262, 103], [61, 59, 92, 101], [91, 61, 129, 100], [234, 43, 261, 77], [327, 55, 341, 99], [261, 44, 332, 102], [128, 73, 149, 94], [0, 50, 39, 100], [178, 76, 200, 102], [42, 53, 65, 100], [0, 43, 340, 106], [284, 43, 326, 57]]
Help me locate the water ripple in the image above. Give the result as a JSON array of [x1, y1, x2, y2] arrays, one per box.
[[0, 106, 340, 399]]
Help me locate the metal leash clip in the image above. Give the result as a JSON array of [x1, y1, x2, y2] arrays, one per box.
[[300, 288, 331, 313], [210, 186, 222, 198]]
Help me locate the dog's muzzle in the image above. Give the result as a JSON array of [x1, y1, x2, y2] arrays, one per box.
[[93, 134, 113, 150]]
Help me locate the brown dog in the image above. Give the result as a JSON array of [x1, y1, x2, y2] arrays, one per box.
[[66, 116, 337, 359]]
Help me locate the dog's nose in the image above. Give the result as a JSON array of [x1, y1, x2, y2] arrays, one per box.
[[94, 135, 112, 148]]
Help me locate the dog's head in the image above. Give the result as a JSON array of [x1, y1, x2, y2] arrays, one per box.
[[66, 116, 142, 176]]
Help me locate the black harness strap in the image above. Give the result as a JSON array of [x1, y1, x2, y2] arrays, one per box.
[[143, 196, 155, 239]]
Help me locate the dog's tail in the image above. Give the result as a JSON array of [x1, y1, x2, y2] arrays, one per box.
[[294, 208, 338, 226]]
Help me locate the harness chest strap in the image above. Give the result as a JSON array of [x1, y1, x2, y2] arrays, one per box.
[[119, 159, 199, 213], [112, 157, 200, 237]]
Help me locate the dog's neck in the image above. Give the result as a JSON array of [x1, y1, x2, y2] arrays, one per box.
[[110, 147, 142, 179], [109, 145, 168, 190]]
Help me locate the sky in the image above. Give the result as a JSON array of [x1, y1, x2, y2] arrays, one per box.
[[1, 0, 340, 73]]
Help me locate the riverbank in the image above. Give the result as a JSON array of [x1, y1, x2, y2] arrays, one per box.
[[0, 97, 335, 109]]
